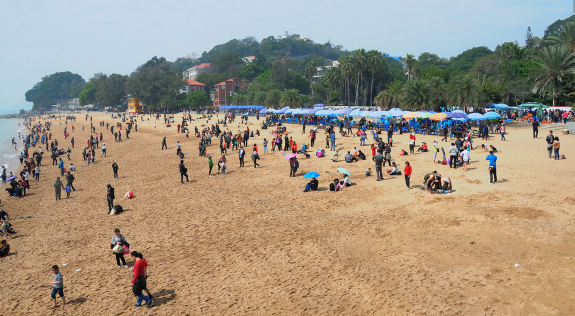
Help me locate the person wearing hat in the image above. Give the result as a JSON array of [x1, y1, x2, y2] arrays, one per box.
[[432, 140, 440, 163], [53, 177, 64, 200], [107, 184, 115, 213]]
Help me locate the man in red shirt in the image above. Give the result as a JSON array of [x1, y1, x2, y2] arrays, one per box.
[[130, 251, 153, 308]]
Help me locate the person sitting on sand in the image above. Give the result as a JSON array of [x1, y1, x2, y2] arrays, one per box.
[[316, 149, 325, 158], [304, 178, 319, 192], [365, 168, 372, 176], [489, 145, 500, 153], [0, 239, 9, 258], [331, 151, 341, 162], [341, 174, 352, 187], [388, 162, 401, 175], [417, 141, 428, 152], [358, 150, 366, 160], [345, 151, 358, 163]]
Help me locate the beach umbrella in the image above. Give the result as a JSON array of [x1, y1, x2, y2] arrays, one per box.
[[446, 112, 468, 119], [259, 109, 267, 114], [403, 112, 419, 119], [285, 153, 297, 160], [485, 103, 498, 108], [6, 176, 16, 181], [303, 172, 320, 179], [467, 113, 486, 120], [452, 110, 466, 114], [389, 107, 402, 111], [430, 113, 448, 121], [416, 112, 433, 119], [518, 102, 547, 108], [313, 103, 325, 107], [496, 104, 510, 109], [337, 168, 351, 176], [348, 110, 363, 116], [484, 112, 501, 119]]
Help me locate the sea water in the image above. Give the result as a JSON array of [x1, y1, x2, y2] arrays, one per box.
[[0, 118, 26, 174]]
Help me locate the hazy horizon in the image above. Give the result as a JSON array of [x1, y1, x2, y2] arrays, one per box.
[[0, 0, 571, 113]]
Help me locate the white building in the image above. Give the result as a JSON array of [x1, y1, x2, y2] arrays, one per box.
[[183, 63, 211, 80]]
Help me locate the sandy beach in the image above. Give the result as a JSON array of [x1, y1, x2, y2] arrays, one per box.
[[1, 112, 575, 315]]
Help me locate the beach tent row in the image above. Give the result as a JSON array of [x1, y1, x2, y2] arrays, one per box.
[[220, 105, 266, 110]]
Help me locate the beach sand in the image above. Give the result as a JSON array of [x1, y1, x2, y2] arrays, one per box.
[[1, 113, 574, 315]]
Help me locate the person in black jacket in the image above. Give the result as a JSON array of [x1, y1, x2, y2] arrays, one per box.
[[65, 171, 76, 191], [179, 160, 189, 183], [107, 184, 115, 213], [112, 161, 119, 179], [161, 137, 167, 150]]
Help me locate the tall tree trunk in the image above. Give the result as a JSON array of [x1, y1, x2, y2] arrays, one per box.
[[355, 74, 360, 106], [370, 72, 375, 107]]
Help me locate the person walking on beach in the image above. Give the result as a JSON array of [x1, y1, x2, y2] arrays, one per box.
[[499, 124, 506, 141], [161, 137, 167, 150], [71, 137, 74, 148], [373, 151, 384, 181], [34, 166, 40, 182], [449, 143, 458, 169], [112, 161, 119, 179], [111, 228, 129, 268], [130, 251, 153, 308], [101, 143, 106, 157], [486, 151, 498, 184], [54, 177, 64, 200], [252, 150, 260, 168], [330, 132, 336, 151], [546, 131, 554, 158], [208, 157, 214, 176], [50, 265, 66, 308], [65, 171, 76, 191], [179, 160, 189, 183], [107, 184, 115, 213], [58, 158, 64, 176], [532, 120, 540, 138], [238, 147, 245, 167], [289, 156, 298, 177], [553, 137, 561, 160], [404, 161, 412, 189]]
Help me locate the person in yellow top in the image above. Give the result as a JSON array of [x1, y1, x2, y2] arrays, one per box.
[[432, 140, 440, 163], [553, 137, 561, 160]]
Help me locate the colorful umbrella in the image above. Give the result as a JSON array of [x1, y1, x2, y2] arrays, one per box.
[[337, 168, 350, 176], [303, 172, 320, 179], [403, 112, 419, 119], [446, 112, 468, 119], [416, 112, 433, 119], [430, 113, 448, 121], [6, 176, 16, 181], [285, 153, 297, 160]]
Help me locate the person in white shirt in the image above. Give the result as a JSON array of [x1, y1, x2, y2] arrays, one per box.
[[388, 161, 401, 175], [460, 148, 470, 172]]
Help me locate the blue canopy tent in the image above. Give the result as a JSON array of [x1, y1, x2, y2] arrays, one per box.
[[315, 110, 335, 116], [313, 103, 325, 107], [467, 113, 486, 120], [485, 103, 498, 109], [446, 112, 468, 119], [276, 107, 290, 114]]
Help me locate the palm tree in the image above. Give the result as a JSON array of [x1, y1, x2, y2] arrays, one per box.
[[305, 61, 317, 98], [402, 80, 434, 110], [447, 75, 483, 110], [426, 76, 446, 108], [352, 49, 367, 106], [253, 91, 266, 106], [339, 56, 354, 106], [375, 81, 403, 109], [367, 50, 384, 106], [280, 89, 299, 108], [532, 45, 575, 106], [265, 89, 281, 109], [405, 54, 417, 81], [545, 22, 575, 50]]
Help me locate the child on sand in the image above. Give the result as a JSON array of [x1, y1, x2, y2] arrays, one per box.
[[50, 265, 66, 308], [208, 157, 214, 176], [65, 185, 71, 198]]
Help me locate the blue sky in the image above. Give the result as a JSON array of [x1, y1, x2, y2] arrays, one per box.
[[0, 0, 571, 113]]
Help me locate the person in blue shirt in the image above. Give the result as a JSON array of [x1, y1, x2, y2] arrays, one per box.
[[58, 158, 64, 177], [486, 151, 498, 184], [330, 132, 336, 151]]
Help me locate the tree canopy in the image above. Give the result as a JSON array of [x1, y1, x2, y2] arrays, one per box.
[[25, 71, 85, 110]]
